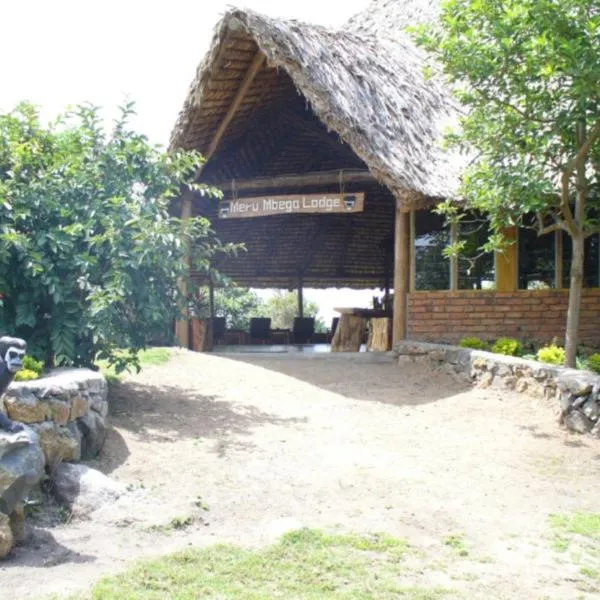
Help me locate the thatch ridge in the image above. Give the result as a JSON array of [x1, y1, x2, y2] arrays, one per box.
[[169, 1, 464, 202]]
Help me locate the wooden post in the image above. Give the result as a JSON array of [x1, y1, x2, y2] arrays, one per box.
[[555, 230, 564, 289], [409, 209, 416, 292], [175, 193, 193, 348], [298, 273, 304, 318], [450, 221, 458, 291], [393, 202, 410, 345], [208, 277, 215, 319], [495, 226, 518, 292]]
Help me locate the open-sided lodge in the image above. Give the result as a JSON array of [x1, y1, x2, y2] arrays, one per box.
[[169, 0, 600, 351]]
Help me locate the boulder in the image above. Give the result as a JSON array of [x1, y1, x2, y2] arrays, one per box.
[[31, 422, 80, 467], [565, 410, 593, 434], [557, 372, 595, 397], [0, 513, 13, 559], [77, 411, 108, 460], [51, 463, 122, 517], [0, 428, 45, 515], [4, 390, 50, 424]]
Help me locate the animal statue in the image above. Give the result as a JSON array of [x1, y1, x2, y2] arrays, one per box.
[[0, 336, 27, 433]]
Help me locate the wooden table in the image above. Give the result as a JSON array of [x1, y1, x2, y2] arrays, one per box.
[[331, 308, 393, 352]]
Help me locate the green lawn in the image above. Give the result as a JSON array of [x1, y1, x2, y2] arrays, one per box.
[[77, 528, 452, 600], [97, 347, 173, 383]]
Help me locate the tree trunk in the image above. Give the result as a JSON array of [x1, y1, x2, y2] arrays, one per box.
[[565, 234, 584, 367]]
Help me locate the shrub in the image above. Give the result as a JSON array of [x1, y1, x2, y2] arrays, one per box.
[[22, 355, 44, 376], [491, 337, 522, 356], [459, 336, 488, 350], [537, 344, 565, 365], [14, 369, 39, 382], [587, 353, 600, 373]]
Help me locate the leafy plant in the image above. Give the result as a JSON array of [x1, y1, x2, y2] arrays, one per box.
[[586, 353, 600, 373], [0, 101, 240, 372], [459, 336, 488, 350], [22, 355, 44, 375], [413, 1, 600, 367], [14, 368, 39, 382], [537, 344, 566, 365], [491, 337, 522, 357]]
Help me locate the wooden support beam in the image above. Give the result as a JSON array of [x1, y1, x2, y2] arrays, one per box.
[[298, 273, 304, 318], [555, 230, 564, 289], [175, 193, 193, 348], [393, 203, 411, 345], [208, 278, 215, 319], [409, 209, 416, 293], [195, 51, 265, 179], [495, 226, 518, 292], [215, 169, 376, 193], [450, 221, 458, 291]]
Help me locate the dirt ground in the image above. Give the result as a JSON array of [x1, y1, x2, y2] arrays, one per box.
[[1, 348, 599, 599]]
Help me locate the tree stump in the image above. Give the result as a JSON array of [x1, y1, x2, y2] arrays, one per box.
[[191, 319, 213, 352], [331, 315, 366, 352], [367, 318, 393, 352]]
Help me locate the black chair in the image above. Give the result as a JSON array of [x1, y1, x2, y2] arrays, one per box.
[[249, 317, 271, 344], [212, 317, 226, 345], [293, 317, 315, 344]]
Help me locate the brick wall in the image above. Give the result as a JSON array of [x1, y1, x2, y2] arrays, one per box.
[[408, 289, 600, 346]]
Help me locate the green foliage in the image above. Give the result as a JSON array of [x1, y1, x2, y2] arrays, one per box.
[[412, 0, 600, 366], [537, 344, 566, 365], [86, 528, 445, 600], [96, 347, 172, 381], [213, 286, 264, 330], [586, 353, 600, 373], [0, 101, 238, 371], [22, 355, 43, 375], [491, 337, 522, 356], [459, 336, 488, 350], [263, 290, 327, 332], [14, 368, 39, 381]]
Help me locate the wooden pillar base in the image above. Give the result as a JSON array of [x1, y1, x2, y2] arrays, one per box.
[[367, 317, 393, 352], [191, 318, 213, 352], [331, 315, 366, 352]]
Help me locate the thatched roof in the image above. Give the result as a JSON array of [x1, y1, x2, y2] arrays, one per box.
[[169, 0, 464, 289], [169, 1, 463, 202]]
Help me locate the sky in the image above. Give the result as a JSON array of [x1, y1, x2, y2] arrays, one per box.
[[1, 0, 378, 324]]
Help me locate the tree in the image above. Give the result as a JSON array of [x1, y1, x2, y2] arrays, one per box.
[[0, 101, 236, 371], [414, 0, 600, 366], [213, 286, 264, 330], [263, 290, 327, 332]]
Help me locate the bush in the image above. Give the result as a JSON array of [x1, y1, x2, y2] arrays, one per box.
[[491, 337, 522, 356], [14, 369, 39, 382], [537, 344, 565, 365], [587, 353, 600, 373], [459, 336, 488, 350], [22, 355, 44, 376]]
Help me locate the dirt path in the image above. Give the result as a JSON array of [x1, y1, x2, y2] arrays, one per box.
[[2, 349, 599, 599]]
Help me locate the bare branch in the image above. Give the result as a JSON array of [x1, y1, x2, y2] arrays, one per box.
[[535, 211, 566, 235], [564, 118, 600, 178]]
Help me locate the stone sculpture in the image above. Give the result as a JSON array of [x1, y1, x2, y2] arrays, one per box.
[[0, 336, 27, 433]]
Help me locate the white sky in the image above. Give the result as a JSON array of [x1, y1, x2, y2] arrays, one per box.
[[1, 0, 378, 323]]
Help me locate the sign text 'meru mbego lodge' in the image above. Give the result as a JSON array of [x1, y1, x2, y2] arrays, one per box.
[[218, 192, 365, 219]]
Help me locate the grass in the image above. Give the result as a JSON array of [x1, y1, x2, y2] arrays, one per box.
[[97, 347, 173, 383], [549, 512, 600, 588], [442, 534, 469, 557], [76, 528, 454, 600]]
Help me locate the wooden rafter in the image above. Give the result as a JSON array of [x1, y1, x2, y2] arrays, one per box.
[[195, 50, 266, 180]]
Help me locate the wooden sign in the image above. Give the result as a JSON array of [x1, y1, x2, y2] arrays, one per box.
[[217, 192, 364, 219]]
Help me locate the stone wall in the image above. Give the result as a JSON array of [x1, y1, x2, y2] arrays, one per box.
[[408, 289, 600, 346], [0, 369, 109, 467], [396, 341, 600, 437]]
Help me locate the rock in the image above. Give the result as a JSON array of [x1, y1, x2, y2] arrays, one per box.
[[429, 350, 445, 362], [0, 513, 13, 559], [9, 503, 25, 544], [565, 411, 593, 434], [0, 428, 45, 515], [51, 463, 122, 516], [49, 399, 70, 426], [582, 398, 600, 421], [4, 390, 50, 424], [477, 372, 494, 389], [471, 357, 488, 370], [557, 372, 595, 397], [77, 411, 107, 459], [560, 391, 573, 412], [69, 393, 88, 421], [516, 379, 529, 393], [31, 422, 80, 467]]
